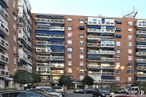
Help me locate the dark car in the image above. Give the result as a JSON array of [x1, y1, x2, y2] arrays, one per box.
[[0, 90, 51, 97], [84, 88, 94, 94], [93, 88, 110, 97]]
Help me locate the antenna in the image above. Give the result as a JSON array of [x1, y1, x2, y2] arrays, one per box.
[[122, 6, 138, 18]]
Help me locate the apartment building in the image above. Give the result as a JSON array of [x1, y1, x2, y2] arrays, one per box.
[[32, 14, 65, 84], [17, 0, 32, 72], [32, 13, 146, 86], [0, 0, 9, 88], [136, 19, 146, 82]]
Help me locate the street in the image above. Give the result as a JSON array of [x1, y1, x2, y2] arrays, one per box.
[[64, 92, 93, 97]]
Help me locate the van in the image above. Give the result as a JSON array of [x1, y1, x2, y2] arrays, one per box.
[[128, 86, 139, 95]]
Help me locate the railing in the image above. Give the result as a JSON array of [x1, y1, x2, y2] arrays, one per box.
[[137, 31, 146, 35], [36, 18, 64, 24], [36, 35, 64, 39], [87, 43, 101, 47], [0, 52, 8, 64], [0, 37, 8, 49], [136, 52, 146, 56], [0, 5, 8, 20], [0, 21, 9, 35], [137, 45, 146, 49], [36, 26, 64, 31], [87, 65, 114, 69], [136, 20, 146, 28], [136, 58, 146, 63], [137, 38, 146, 42], [88, 50, 115, 55], [136, 66, 146, 70], [87, 28, 114, 33]]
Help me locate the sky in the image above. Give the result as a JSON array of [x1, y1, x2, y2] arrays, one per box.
[[29, 0, 146, 18]]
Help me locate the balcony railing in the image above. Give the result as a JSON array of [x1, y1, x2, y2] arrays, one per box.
[[136, 66, 146, 71], [36, 41, 64, 46], [136, 58, 146, 63], [36, 56, 64, 61], [87, 43, 101, 47], [136, 73, 146, 77], [136, 52, 146, 56], [0, 37, 8, 49], [0, 5, 8, 20], [87, 65, 114, 70], [88, 50, 115, 55], [137, 31, 146, 35], [101, 57, 115, 62], [0, 69, 8, 77], [0, 52, 8, 64], [136, 20, 146, 28], [137, 38, 146, 42], [0, 21, 9, 35], [137, 45, 146, 49], [87, 35, 101, 41], [36, 18, 64, 24], [36, 26, 64, 31], [87, 28, 114, 33], [36, 34, 64, 39]]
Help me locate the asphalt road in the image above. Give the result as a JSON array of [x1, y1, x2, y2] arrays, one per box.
[[64, 92, 93, 97]]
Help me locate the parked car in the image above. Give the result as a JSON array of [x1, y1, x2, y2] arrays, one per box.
[[74, 88, 84, 93], [93, 88, 111, 97], [128, 86, 139, 95], [30, 88, 62, 97], [84, 88, 94, 94], [52, 86, 64, 93], [0, 90, 52, 97], [115, 88, 128, 94]]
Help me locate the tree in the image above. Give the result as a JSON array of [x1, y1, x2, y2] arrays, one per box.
[[13, 70, 33, 85], [59, 75, 72, 86], [31, 73, 41, 83], [82, 75, 94, 86]]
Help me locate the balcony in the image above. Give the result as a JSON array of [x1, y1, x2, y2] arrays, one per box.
[[136, 58, 146, 63], [0, 69, 8, 77], [137, 45, 146, 49], [87, 43, 101, 48], [36, 26, 64, 31], [51, 64, 64, 69], [136, 20, 146, 29], [88, 50, 115, 55], [0, 5, 8, 20], [136, 52, 146, 56], [36, 34, 64, 39], [0, 37, 8, 49], [101, 72, 114, 76], [87, 35, 101, 41], [0, 21, 8, 35], [87, 28, 114, 34], [35, 18, 64, 24], [136, 66, 146, 71], [136, 73, 146, 77], [52, 70, 64, 75], [137, 38, 146, 42], [137, 31, 146, 35], [1, 0, 8, 7], [0, 52, 8, 64], [87, 65, 114, 70], [100, 57, 115, 62], [36, 55, 64, 61], [36, 41, 64, 46], [87, 17, 114, 26]]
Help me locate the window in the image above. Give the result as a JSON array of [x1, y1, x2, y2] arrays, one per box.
[[115, 20, 122, 24], [128, 21, 133, 26], [68, 54, 72, 59], [80, 61, 84, 66], [80, 55, 84, 59], [127, 70, 133, 74], [67, 18, 72, 22], [14, 57, 16, 65], [67, 26, 72, 30], [67, 33, 72, 37], [116, 49, 120, 53], [128, 35, 132, 40], [68, 68, 72, 73], [116, 77, 120, 81], [128, 28, 132, 32], [80, 48, 84, 53], [128, 56, 132, 61], [80, 76, 84, 80], [79, 18, 84, 23], [128, 49, 132, 54], [115, 34, 122, 38], [116, 42, 121, 46], [128, 77, 132, 81], [80, 33, 84, 38], [116, 28, 122, 31], [80, 41, 85, 46], [128, 42, 132, 47], [68, 61, 72, 66], [67, 47, 72, 52], [14, 35, 16, 42], [67, 40, 72, 45]]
